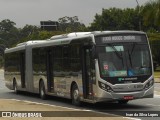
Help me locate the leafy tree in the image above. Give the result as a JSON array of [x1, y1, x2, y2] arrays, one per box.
[[0, 19, 19, 47], [38, 31, 65, 40], [89, 8, 140, 31], [58, 16, 88, 32], [0, 19, 16, 32], [142, 0, 160, 30], [15, 25, 41, 44], [19, 25, 40, 38]]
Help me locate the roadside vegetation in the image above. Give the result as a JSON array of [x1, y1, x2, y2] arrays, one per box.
[[0, 0, 160, 70], [154, 66, 160, 77]]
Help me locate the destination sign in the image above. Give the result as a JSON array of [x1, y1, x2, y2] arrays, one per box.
[[95, 34, 147, 44]]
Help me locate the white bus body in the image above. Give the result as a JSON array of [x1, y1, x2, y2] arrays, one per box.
[[4, 31, 154, 105]]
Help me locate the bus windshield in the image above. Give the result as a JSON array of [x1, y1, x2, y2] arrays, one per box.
[[97, 43, 152, 77]]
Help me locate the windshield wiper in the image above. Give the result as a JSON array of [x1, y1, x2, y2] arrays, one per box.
[[107, 43, 124, 67], [130, 42, 137, 55], [107, 43, 122, 58], [128, 49, 132, 67], [128, 43, 137, 67]]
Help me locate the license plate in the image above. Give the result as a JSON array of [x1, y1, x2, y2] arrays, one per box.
[[123, 96, 134, 100]]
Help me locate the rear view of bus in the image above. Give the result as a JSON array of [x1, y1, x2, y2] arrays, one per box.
[[94, 31, 153, 104]]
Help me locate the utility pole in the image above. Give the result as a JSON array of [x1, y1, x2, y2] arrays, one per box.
[[136, 0, 141, 31]]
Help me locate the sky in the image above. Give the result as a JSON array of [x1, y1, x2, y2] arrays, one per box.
[[0, 0, 149, 28]]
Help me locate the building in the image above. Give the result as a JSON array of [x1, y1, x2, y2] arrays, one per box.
[[40, 21, 59, 31]]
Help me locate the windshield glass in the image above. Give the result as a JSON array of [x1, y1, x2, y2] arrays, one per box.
[[97, 43, 151, 77]]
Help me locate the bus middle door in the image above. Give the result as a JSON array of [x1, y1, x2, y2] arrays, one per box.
[[20, 52, 25, 88], [82, 46, 93, 99], [46, 50, 54, 92]]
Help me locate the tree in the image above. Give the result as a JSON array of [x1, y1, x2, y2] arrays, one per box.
[[89, 8, 140, 31], [142, 0, 160, 31], [0, 19, 16, 32], [19, 25, 40, 38], [89, 8, 122, 31], [0, 19, 19, 47], [58, 16, 88, 32]]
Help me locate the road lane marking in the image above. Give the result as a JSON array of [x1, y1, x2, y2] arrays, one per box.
[[1, 99, 144, 119], [123, 117, 141, 120], [2, 99, 120, 117], [146, 104, 160, 107], [4, 99, 147, 120], [154, 94, 160, 98], [9, 99, 84, 111], [154, 91, 160, 93], [154, 91, 160, 98]]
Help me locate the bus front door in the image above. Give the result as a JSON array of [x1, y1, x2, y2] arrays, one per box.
[[46, 50, 54, 92], [82, 47, 93, 99]]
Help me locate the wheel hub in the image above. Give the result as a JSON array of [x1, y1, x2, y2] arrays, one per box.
[[73, 90, 79, 100]]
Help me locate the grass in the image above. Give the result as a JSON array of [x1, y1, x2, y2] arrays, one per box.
[[154, 71, 160, 77], [154, 66, 160, 78]]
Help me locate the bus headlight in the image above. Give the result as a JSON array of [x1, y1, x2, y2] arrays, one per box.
[[98, 81, 113, 92], [144, 79, 154, 90]]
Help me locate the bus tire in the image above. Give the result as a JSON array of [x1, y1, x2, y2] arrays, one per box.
[[71, 84, 81, 106], [39, 81, 47, 100], [13, 80, 18, 94], [118, 100, 129, 104]]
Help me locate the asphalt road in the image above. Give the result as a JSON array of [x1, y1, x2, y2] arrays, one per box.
[[0, 70, 160, 120]]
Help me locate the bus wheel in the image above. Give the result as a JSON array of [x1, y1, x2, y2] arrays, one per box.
[[72, 84, 81, 106], [39, 81, 47, 100], [13, 80, 18, 94], [118, 100, 129, 104]]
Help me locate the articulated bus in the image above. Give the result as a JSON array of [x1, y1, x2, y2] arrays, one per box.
[[4, 31, 154, 105]]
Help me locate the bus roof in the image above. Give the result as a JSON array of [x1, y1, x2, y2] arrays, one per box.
[[50, 31, 146, 40], [5, 30, 146, 53]]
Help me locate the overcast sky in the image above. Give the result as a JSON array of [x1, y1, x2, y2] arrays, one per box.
[[0, 0, 149, 28]]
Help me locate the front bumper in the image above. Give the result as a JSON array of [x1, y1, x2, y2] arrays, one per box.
[[95, 85, 154, 102]]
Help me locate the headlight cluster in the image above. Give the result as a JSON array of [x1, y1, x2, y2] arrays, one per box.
[[98, 81, 113, 92], [144, 79, 154, 90]]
